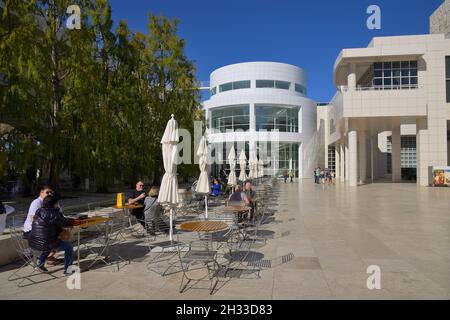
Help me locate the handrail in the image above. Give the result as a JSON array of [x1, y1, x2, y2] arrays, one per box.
[[339, 84, 420, 92]]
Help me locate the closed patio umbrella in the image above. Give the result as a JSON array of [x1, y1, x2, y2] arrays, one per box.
[[248, 151, 258, 180], [196, 136, 210, 218], [238, 149, 247, 182], [227, 147, 237, 186], [258, 159, 264, 178], [158, 114, 179, 241]]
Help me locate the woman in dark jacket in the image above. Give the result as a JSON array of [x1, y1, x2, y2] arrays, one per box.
[[28, 195, 74, 274]]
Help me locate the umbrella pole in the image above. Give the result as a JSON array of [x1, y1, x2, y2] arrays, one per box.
[[169, 208, 173, 241], [205, 195, 208, 219]]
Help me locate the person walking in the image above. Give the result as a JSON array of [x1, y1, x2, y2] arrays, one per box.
[[314, 168, 320, 184], [283, 169, 289, 184], [289, 170, 294, 183]]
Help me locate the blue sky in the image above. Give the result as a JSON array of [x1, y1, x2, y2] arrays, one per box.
[[108, 0, 443, 103]]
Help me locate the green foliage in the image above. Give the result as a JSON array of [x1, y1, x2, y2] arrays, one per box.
[[0, 0, 201, 192]]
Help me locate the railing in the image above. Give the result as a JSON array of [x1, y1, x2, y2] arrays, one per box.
[[339, 84, 420, 92], [199, 81, 210, 90]]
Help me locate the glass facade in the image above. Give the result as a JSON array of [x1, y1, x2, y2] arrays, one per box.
[[328, 146, 336, 171], [210, 142, 299, 178], [372, 61, 418, 89], [211, 105, 250, 133], [255, 105, 299, 133], [262, 142, 299, 177], [401, 136, 417, 169], [210, 142, 250, 178], [386, 135, 417, 177]]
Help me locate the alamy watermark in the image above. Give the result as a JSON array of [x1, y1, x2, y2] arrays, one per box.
[[66, 265, 81, 290], [366, 265, 381, 290], [66, 5, 81, 30], [367, 5, 381, 30], [174, 121, 281, 168]]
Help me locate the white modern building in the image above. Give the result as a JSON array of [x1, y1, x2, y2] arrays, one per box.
[[202, 62, 317, 179], [317, 32, 450, 186]]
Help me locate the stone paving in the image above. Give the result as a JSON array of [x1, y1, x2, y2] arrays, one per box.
[[0, 180, 449, 300]]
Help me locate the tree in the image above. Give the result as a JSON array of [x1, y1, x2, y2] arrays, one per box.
[[0, 1, 202, 193]]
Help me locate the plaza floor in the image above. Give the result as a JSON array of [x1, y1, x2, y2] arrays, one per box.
[[0, 180, 449, 300]]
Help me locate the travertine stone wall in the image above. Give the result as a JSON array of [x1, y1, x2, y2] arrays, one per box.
[[431, 0, 450, 38]]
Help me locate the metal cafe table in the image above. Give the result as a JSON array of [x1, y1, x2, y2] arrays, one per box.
[[222, 205, 251, 222], [71, 216, 112, 270], [112, 204, 143, 227], [180, 221, 228, 233]]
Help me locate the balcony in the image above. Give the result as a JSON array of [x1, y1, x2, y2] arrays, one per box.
[[336, 85, 427, 118]]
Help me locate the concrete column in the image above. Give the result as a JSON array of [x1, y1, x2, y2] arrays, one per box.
[[348, 131, 358, 187], [392, 126, 402, 182], [348, 63, 356, 90], [345, 137, 350, 182], [371, 135, 379, 181], [298, 143, 303, 179], [359, 131, 367, 183], [249, 103, 256, 131], [335, 142, 341, 179], [340, 141, 345, 182]]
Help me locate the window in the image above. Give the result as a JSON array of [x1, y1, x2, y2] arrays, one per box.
[[256, 80, 275, 88], [387, 137, 392, 174], [401, 136, 417, 169], [217, 80, 251, 93], [275, 81, 291, 90], [219, 82, 233, 92], [255, 105, 299, 133], [232, 80, 251, 90], [372, 61, 418, 90], [295, 83, 306, 95], [256, 79, 295, 91], [328, 146, 336, 171], [446, 56, 450, 102], [211, 106, 250, 133], [210, 87, 217, 96]]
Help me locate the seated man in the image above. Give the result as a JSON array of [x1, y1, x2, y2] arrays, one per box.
[[243, 181, 257, 221], [127, 181, 147, 227], [22, 186, 62, 266], [143, 186, 169, 235], [28, 196, 74, 276], [23, 186, 53, 240]]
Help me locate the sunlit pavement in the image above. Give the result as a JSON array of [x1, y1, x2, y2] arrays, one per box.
[[1, 180, 449, 300]]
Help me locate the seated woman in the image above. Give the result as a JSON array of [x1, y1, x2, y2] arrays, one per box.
[[210, 179, 221, 197], [28, 196, 74, 276], [143, 186, 169, 235], [228, 185, 247, 204]]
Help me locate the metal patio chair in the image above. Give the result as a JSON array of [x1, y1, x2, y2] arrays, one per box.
[[175, 231, 221, 295], [8, 226, 58, 287]]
